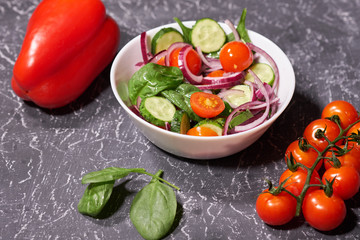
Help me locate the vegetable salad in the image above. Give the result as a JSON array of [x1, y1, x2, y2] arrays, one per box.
[[127, 9, 280, 136]]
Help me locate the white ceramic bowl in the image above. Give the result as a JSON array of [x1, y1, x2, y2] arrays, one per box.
[[110, 21, 295, 159]]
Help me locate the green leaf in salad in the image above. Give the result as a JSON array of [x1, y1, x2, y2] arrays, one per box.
[[229, 109, 253, 129], [130, 170, 177, 240], [77, 180, 115, 217], [128, 63, 184, 105], [173, 17, 192, 44], [161, 83, 203, 122]]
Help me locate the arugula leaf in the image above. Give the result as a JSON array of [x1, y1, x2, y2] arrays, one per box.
[[77, 180, 115, 217], [81, 167, 146, 184], [130, 170, 177, 240], [173, 17, 192, 43], [128, 63, 184, 105]]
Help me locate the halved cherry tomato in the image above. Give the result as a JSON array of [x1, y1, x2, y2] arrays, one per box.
[[285, 140, 322, 171], [256, 188, 297, 226], [187, 126, 218, 136], [279, 167, 321, 196], [190, 92, 225, 118], [322, 165, 360, 200], [219, 41, 253, 72], [207, 69, 225, 77], [303, 119, 341, 152], [156, 56, 165, 66], [302, 189, 346, 231], [321, 100, 359, 130], [323, 146, 360, 172], [170, 47, 202, 75]]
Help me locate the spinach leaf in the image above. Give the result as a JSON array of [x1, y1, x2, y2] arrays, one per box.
[[173, 17, 192, 43], [128, 63, 184, 105], [229, 109, 253, 129], [161, 83, 203, 122], [170, 110, 185, 133], [81, 167, 146, 184], [77, 180, 115, 217], [130, 170, 177, 240]]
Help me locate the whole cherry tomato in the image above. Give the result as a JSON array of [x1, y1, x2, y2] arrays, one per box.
[[279, 167, 321, 196], [256, 189, 297, 226], [219, 41, 253, 72], [322, 165, 360, 200], [303, 119, 341, 152], [169, 47, 202, 75], [302, 189, 346, 231], [285, 139, 322, 171], [321, 100, 359, 130], [346, 121, 360, 159], [323, 146, 360, 172]]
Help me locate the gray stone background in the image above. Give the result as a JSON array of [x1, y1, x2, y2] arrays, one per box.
[[1, 0, 359, 239]]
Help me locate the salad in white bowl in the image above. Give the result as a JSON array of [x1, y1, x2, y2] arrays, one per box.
[[110, 9, 295, 159]]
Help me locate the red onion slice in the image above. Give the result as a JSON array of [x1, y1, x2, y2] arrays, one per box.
[[247, 42, 280, 91], [149, 50, 168, 64], [165, 42, 191, 66], [140, 32, 152, 64], [225, 19, 240, 42], [202, 71, 245, 85], [194, 80, 241, 90], [178, 45, 203, 84]]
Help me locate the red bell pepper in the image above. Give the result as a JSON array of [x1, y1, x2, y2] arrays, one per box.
[[11, 0, 120, 108]]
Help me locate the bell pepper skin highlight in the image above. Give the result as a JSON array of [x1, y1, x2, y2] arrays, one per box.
[[11, 0, 120, 108]]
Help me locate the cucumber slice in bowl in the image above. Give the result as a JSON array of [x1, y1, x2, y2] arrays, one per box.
[[139, 96, 176, 127], [245, 63, 275, 86], [151, 27, 184, 54], [190, 18, 226, 53]]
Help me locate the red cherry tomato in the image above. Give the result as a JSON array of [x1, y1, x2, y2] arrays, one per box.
[[190, 92, 225, 118], [321, 100, 359, 130], [187, 126, 218, 137], [302, 189, 346, 231], [279, 167, 321, 196], [156, 56, 165, 66], [323, 146, 360, 172], [346, 121, 360, 159], [256, 189, 297, 226], [285, 140, 322, 171], [169, 47, 202, 75], [219, 41, 253, 72], [322, 165, 360, 200], [303, 119, 341, 152]]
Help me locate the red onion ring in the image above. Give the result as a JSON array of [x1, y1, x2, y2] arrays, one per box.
[[225, 19, 240, 42], [165, 42, 191, 66], [140, 32, 152, 63], [247, 42, 280, 91], [202, 71, 245, 85], [149, 50, 168, 64], [178, 45, 203, 84]]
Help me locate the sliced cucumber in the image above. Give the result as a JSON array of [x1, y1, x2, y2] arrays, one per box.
[[151, 27, 184, 54], [195, 119, 224, 136], [139, 96, 176, 127], [244, 63, 275, 86], [225, 85, 253, 108], [190, 18, 226, 53]]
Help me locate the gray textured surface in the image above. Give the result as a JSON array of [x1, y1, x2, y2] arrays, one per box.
[[1, 0, 360, 239]]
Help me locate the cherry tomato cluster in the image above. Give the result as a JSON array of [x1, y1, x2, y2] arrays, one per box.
[[256, 100, 360, 231]]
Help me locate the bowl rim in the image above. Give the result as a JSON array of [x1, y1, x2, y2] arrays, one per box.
[[110, 21, 295, 141]]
